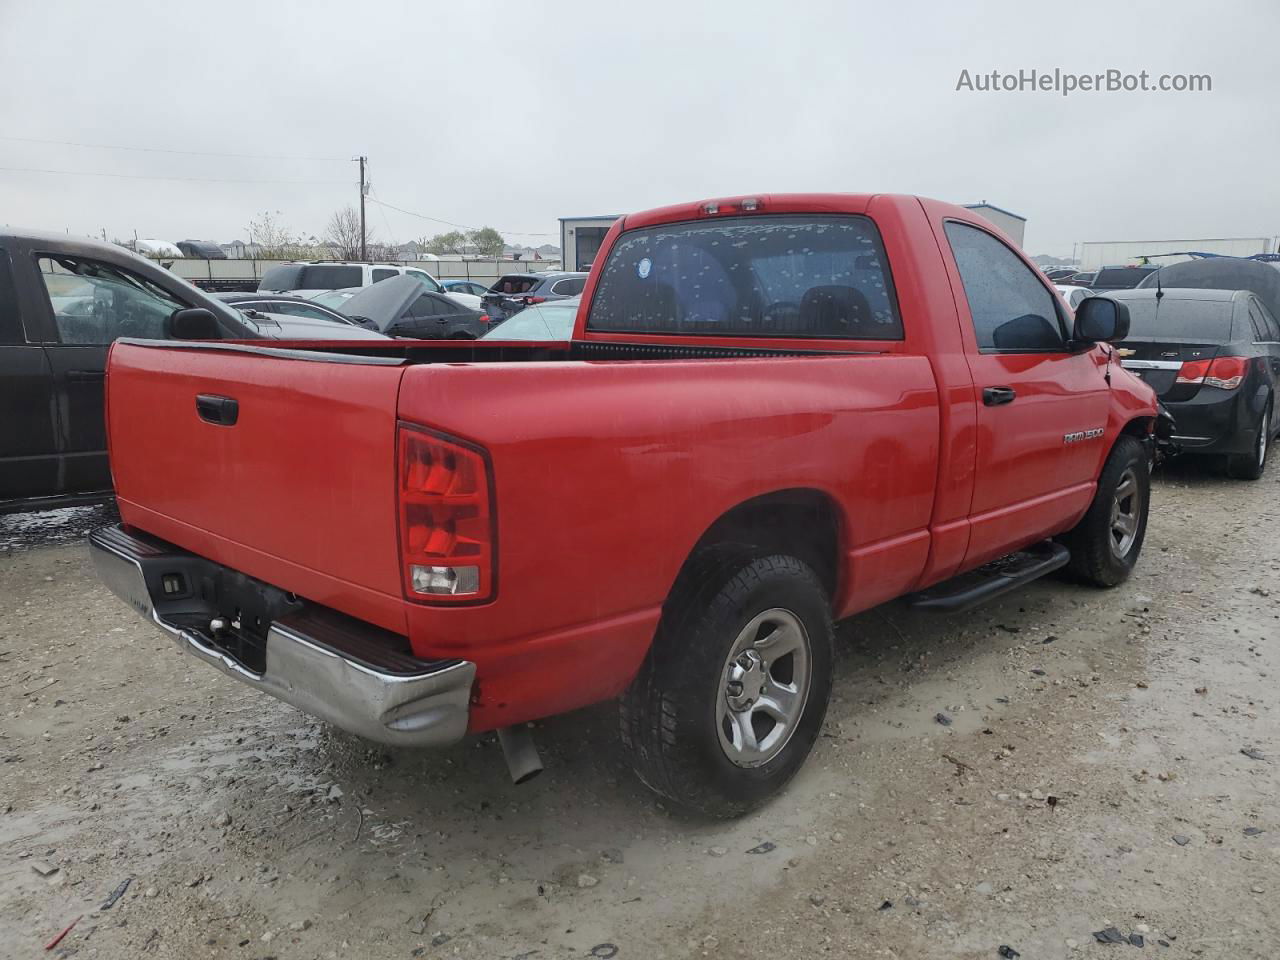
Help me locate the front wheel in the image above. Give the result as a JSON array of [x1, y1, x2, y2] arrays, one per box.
[[620, 554, 834, 818], [1061, 434, 1150, 587], [1226, 402, 1271, 481]]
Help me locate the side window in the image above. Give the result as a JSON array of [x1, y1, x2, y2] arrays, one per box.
[[552, 277, 586, 296], [372, 268, 399, 284], [1246, 300, 1278, 342], [36, 255, 185, 344], [408, 293, 449, 318], [0, 249, 23, 344], [944, 222, 1066, 352], [1261, 302, 1280, 342]]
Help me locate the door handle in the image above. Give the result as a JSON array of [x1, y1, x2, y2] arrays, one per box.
[[982, 386, 1017, 406], [67, 369, 106, 382], [195, 394, 239, 426]]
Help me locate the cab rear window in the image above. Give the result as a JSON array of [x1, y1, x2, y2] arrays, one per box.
[[586, 215, 902, 340]]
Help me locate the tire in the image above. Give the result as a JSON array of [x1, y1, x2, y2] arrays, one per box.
[[619, 554, 834, 818], [1226, 401, 1271, 481], [1061, 434, 1150, 588]]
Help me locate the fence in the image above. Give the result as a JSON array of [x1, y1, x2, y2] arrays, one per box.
[[167, 257, 563, 287]]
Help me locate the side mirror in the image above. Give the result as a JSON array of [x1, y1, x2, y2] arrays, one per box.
[[1073, 297, 1129, 344], [166, 307, 222, 340]]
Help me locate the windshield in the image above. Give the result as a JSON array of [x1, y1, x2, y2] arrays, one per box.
[[312, 289, 356, 311], [405, 269, 444, 292], [482, 298, 580, 340]]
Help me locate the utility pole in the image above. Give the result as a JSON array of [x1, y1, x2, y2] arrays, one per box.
[[354, 155, 368, 261]]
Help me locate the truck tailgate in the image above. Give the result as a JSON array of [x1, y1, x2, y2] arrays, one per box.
[[107, 341, 409, 633]]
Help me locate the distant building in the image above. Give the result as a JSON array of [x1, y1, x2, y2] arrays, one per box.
[[963, 203, 1026, 247], [220, 240, 263, 259]]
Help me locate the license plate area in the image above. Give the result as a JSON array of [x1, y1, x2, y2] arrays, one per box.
[[148, 559, 303, 676]]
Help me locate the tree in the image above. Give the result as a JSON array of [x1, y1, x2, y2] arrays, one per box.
[[247, 211, 314, 260], [422, 231, 468, 256], [324, 205, 366, 260], [467, 226, 505, 258]]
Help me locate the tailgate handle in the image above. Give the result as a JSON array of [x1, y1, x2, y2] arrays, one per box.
[[196, 394, 239, 426], [982, 386, 1017, 407]]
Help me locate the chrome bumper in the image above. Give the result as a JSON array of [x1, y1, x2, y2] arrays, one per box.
[[89, 525, 474, 748]]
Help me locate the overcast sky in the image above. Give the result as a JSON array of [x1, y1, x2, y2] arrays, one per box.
[[1, 0, 1276, 256]]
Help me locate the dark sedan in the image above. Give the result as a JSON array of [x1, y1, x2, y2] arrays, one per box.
[[482, 271, 588, 321], [1112, 287, 1280, 479], [341, 275, 488, 339]]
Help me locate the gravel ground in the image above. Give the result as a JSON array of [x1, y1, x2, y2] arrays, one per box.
[[1, 462, 1277, 959]]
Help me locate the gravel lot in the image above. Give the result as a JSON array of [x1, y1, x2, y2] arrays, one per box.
[[2, 463, 1278, 959]]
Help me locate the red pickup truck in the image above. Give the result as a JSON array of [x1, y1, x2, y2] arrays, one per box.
[[91, 194, 1157, 816]]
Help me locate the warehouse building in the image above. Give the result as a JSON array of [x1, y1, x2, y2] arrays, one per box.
[[963, 202, 1027, 247]]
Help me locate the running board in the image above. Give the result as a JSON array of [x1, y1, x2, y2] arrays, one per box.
[[906, 541, 1070, 613]]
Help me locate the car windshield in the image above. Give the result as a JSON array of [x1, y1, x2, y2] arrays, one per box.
[[482, 299, 580, 340], [405, 269, 444, 292], [311, 289, 357, 311]]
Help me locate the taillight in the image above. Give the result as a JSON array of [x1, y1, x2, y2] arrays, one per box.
[[1176, 356, 1248, 390], [397, 425, 494, 603]]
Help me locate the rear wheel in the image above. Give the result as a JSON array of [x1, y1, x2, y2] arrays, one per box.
[[619, 554, 834, 818], [1227, 401, 1271, 481], [1061, 434, 1149, 587]]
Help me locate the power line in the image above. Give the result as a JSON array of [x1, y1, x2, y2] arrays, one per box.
[[365, 195, 557, 238], [0, 165, 349, 186], [0, 134, 347, 162]]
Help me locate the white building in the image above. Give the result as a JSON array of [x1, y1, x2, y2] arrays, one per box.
[[963, 203, 1026, 247]]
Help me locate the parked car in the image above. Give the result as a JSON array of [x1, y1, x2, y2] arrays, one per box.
[[1070, 270, 1098, 287], [176, 239, 227, 259], [257, 261, 483, 311], [1090, 265, 1160, 291], [1044, 268, 1078, 282], [1112, 287, 1280, 479], [214, 292, 372, 328], [1054, 284, 1095, 310], [0, 229, 398, 515], [91, 193, 1155, 816], [479, 297, 579, 341], [339, 275, 488, 339], [481, 271, 588, 321], [442, 279, 492, 297]]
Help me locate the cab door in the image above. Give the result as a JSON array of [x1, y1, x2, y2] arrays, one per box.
[[935, 218, 1111, 568], [26, 250, 189, 497], [0, 245, 61, 504]]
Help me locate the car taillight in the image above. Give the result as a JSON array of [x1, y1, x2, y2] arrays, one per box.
[[522, 296, 546, 305], [398, 425, 494, 602], [1176, 356, 1248, 390]]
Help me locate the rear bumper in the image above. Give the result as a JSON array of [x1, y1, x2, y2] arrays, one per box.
[[1164, 391, 1252, 455], [89, 525, 474, 747]]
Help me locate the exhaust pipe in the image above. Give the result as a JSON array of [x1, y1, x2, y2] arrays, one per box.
[[497, 725, 543, 784]]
